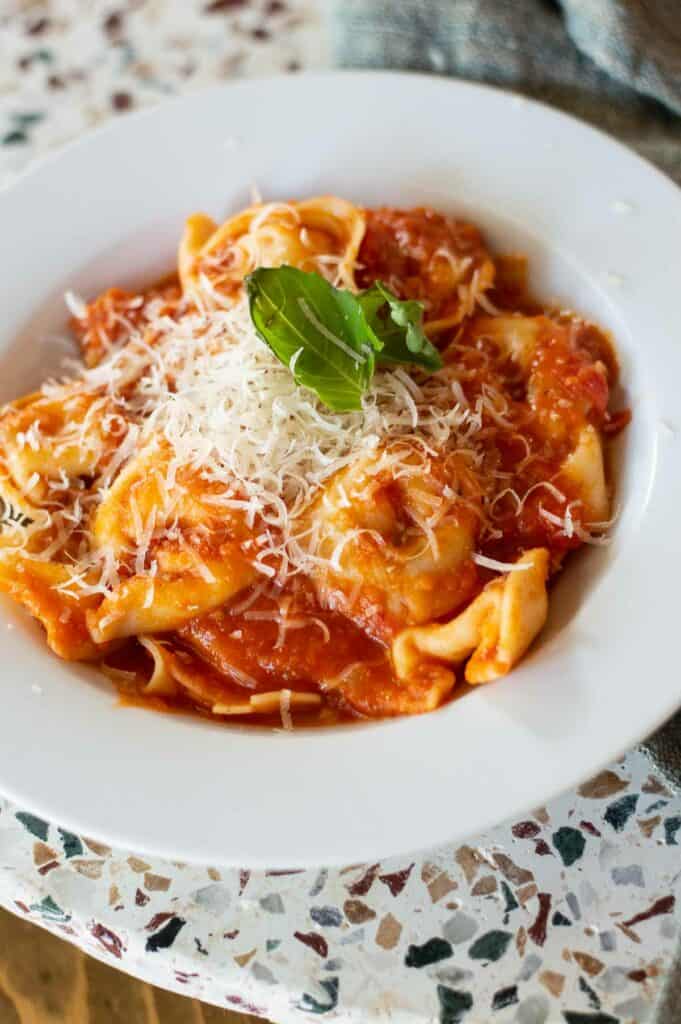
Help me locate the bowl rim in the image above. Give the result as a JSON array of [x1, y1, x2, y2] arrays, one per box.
[[0, 70, 679, 867]]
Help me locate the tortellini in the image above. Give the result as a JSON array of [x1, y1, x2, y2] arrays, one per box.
[[0, 388, 120, 501], [0, 558, 103, 660], [179, 196, 366, 305], [307, 447, 482, 637], [0, 198, 625, 725], [392, 548, 549, 685], [557, 424, 609, 523], [87, 441, 257, 642], [321, 657, 455, 717]]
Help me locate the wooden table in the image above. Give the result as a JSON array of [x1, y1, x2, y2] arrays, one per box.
[[0, 908, 260, 1024]]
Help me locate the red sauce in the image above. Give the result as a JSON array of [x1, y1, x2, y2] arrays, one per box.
[[176, 579, 455, 721], [72, 277, 182, 367], [357, 206, 492, 323], [76, 207, 628, 725], [428, 309, 626, 569], [179, 581, 382, 695]]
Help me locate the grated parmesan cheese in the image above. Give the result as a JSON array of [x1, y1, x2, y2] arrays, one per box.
[[473, 552, 530, 573], [279, 688, 293, 730], [4, 242, 616, 612], [64, 290, 87, 320], [50, 290, 481, 587]]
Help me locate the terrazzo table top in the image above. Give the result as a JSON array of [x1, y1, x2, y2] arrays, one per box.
[[2, 752, 680, 1023], [1, 4, 680, 1022]]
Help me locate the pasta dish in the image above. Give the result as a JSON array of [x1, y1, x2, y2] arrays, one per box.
[[0, 196, 629, 726]]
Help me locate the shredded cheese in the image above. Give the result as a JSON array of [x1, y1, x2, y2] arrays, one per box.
[[473, 552, 530, 573], [279, 688, 293, 730], [44, 290, 480, 588], [64, 290, 87, 320], [2, 242, 617, 616]]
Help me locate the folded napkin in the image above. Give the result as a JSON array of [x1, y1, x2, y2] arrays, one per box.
[[330, 0, 681, 184], [329, 4, 681, 1016]]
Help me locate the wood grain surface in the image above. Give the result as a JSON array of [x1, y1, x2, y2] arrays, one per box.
[[0, 907, 263, 1024]]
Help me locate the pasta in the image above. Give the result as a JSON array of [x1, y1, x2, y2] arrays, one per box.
[[0, 196, 629, 726]]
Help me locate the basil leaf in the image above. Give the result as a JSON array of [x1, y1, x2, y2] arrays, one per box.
[[246, 266, 376, 412], [358, 281, 443, 371], [245, 267, 443, 413]]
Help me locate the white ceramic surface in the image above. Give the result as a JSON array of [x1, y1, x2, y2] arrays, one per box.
[[0, 72, 679, 868]]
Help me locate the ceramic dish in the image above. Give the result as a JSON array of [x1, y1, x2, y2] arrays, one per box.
[[0, 72, 679, 867]]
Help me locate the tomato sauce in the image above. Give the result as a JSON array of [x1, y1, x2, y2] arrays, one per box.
[[179, 581, 382, 694], [72, 277, 182, 367], [78, 207, 628, 726], [357, 206, 493, 324]]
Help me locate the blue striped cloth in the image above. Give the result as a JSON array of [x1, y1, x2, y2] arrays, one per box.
[[329, 0, 681, 185]]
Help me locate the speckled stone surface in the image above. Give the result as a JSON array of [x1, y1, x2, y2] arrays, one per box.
[[0, 0, 327, 188], [2, 752, 680, 1022], [1, 4, 680, 1021]]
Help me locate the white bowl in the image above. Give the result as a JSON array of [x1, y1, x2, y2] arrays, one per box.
[[0, 72, 679, 867]]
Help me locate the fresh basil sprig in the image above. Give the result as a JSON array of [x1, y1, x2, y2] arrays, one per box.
[[246, 266, 442, 412], [358, 281, 443, 372]]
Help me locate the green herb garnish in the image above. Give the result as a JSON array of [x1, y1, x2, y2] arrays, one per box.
[[246, 266, 442, 412], [357, 281, 443, 372]]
